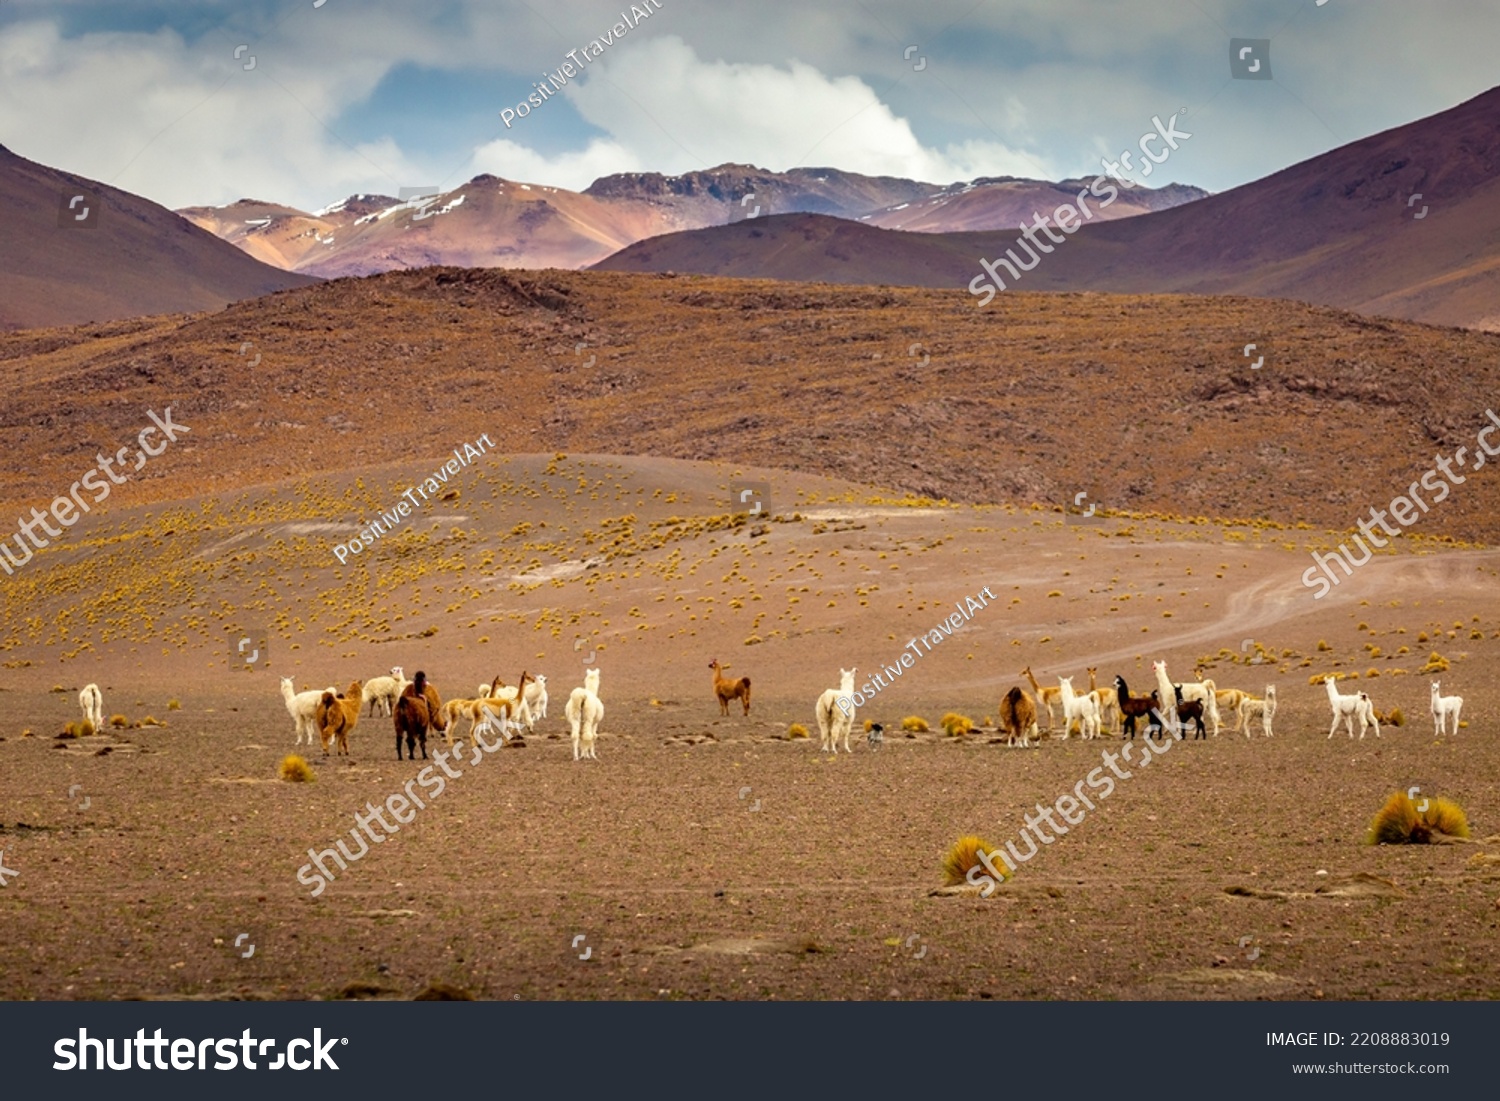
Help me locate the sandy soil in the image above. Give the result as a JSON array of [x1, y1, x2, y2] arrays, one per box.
[[1, 456, 1498, 1001]]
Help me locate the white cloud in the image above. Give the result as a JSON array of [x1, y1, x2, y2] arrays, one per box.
[[0, 14, 423, 210], [513, 34, 1055, 186]]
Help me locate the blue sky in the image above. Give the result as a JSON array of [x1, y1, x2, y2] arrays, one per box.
[[0, 0, 1494, 211]]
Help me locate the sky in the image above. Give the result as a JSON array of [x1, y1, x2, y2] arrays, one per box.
[[0, 0, 1495, 212]]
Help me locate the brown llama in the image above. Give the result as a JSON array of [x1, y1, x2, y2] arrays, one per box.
[[999, 686, 1038, 747], [1021, 665, 1060, 731], [709, 659, 751, 717], [315, 680, 363, 756], [468, 671, 534, 745], [1087, 666, 1121, 736], [394, 671, 445, 760]]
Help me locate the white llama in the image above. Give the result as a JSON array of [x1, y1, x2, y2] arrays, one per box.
[[815, 668, 857, 753], [1430, 681, 1462, 736]]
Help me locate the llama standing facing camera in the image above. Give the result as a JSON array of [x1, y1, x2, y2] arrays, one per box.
[[78, 683, 103, 732], [566, 668, 603, 760], [815, 668, 857, 753], [1431, 681, 1463, 736], [1325, 676, 1379, 739]]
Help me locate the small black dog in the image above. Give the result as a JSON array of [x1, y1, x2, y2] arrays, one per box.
[[867, 722, 885, 751]]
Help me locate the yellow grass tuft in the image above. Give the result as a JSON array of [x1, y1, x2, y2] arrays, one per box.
[[279, 754, 316, 783], [1317, 640, 1332, 651], [109, 714, 129, 728], [942, 835, 1008, 886], [167, 698, 181, 711], [1368, 791, 1469, 844], [940, 712, 975, 736], [863, 718, 875, 732], [59, 723, 78, 739], [1388, 706, 1405, 727], [77, 719, 95, 737], [787, 723, 810, 740], [901, 715, 930, 733]]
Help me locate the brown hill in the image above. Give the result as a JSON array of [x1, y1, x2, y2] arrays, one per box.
[[0, 145, 318, 331], [596, 86, 1500, 331], [3, 268, 1500, 547], [179, 165, 1199, 279]]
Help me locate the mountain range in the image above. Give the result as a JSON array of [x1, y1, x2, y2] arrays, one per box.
[[597, 86, 1500, 332], [176, 166, 1205, 281]]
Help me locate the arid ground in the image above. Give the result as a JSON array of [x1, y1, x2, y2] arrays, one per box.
[[2, 454, 1497, 1001]]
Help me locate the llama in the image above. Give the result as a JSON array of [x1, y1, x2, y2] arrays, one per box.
[[1058, 676, 1100, 740], [709, 659, 752, 717], [361, 666, 407, 717], [472, 672, 535, 746], [1325, 675, 1379, 739], [1173, 685, 1206, 740], [998, 685, 1039, 747], [315, 680, 363, 756], [1087, 667, 1121, 736], [1152, 660, 1221, 737], [78, 683, 103, 732], [281, 676, 338, 746], [1430, 681, 1463, 736], [1212, 684, 1249, 733], [1021, 666, 1060, 732], [565, 668, 603, 760], [477, 676, 537, 734], [815, 668, 857, 753], [1113, 675, 1161, 740], [1239, 685, 1277, 738], [526, 673, 548, 721], [394, 671, 445, 760]]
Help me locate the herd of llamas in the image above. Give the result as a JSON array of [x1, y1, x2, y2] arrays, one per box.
[[66, 651, 1466, 764], [46, 650, 1438, 767]]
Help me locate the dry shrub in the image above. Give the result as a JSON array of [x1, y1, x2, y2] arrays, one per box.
[[940, 712, 975, 736], [863, 719, 875, 732], [109, 714, 129, 728], [1368, 791, 1469, 844], [59, 723, 78, 740], [787, 723, 810, 740], [942, 835, 1008, 886], [901, 715, 930, 733], [279, 754, 316, 783], [77, 719, 95, 737], [167, 698, 182, 711], [1317, 640, 1332, 652], [1388, 706, 1405, 727]]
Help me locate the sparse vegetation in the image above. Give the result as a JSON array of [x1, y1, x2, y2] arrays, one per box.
[[901, 715, 930, 733], [279, 754, 316, 783], [942, 835, 1007, 886], [1368, 791, 1468, 844]]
